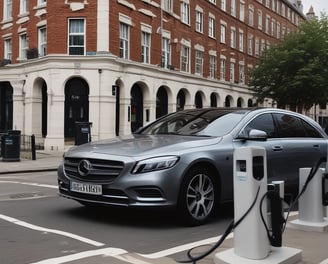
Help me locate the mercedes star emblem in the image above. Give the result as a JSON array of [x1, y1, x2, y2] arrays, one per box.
[[78, 159, 92, 176]]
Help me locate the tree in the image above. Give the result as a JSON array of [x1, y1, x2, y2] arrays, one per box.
[[249, 15, 328, 112]]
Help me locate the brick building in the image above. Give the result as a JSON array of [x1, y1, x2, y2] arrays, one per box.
[[0, 0, 309, 151]]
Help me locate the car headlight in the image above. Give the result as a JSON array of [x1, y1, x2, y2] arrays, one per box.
[[132, 156, 179, 174]]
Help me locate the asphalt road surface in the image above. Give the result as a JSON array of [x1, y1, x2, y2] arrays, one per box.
[[0, 171, 234, 264]]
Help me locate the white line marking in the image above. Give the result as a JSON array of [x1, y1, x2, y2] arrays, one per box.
[[29, 247, 127, 264], [140, 212, 300, 259], [0, 214, 105, 247], [139, 233, 234, 259], [0, 180, 57, 189], [116, 254, 155, 264]]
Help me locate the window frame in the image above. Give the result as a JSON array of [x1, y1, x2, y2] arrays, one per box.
[[209, 55, 216, 79], [195, 50, 203, 76], [220, 58, 226, 80], [230, 27, 236, 48], [180, 2, 190, 25], [4, 38, 12, 60], [221, 0, 226, 11], [180, 45, 190, 73], [231, 0, 236, 17], [3, 0, 12, 20], [20, 0, 29, 15], [239, 31, 244, 52], [38, 27, 47, 57], [208, 16, 215, 38], [220, 24, 226, 43], [161, 37, 171, 68], [162, 0, 172, 13], [195, 10, 203, 33], [141, 31, 151, 63], [230, 61, 235, 82], [68, 18, 86, 56], [19, 33, 28, 60], [119, 22, 130, 59]]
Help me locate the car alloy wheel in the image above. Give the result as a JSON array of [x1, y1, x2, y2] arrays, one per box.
[[179, 167, 217, 225]]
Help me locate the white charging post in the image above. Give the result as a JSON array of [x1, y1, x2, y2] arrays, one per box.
[[214, 147, 302, 264], [289, 168, 328, 232], [233, 147, 269, 259]]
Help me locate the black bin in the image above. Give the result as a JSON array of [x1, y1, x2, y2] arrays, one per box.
[[1, 130, 21, 161], [75, 122, 92, 146]]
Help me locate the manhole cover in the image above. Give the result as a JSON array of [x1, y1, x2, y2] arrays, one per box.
[[10, 192, 44, 200]]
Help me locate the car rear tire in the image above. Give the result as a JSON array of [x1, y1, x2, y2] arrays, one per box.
[[178, 166, 219, 226]]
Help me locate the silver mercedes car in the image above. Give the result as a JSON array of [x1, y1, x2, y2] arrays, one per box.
[[58, 108, 328, 225]]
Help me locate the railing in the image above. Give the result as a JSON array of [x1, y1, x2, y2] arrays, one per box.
[[21, 134, 44, 160]]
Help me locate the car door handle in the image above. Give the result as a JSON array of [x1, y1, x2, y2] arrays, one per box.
[[272, 145, 283, 151], [313, 144, 320, 148]]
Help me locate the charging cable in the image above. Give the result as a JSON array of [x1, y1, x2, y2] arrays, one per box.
[[282, 156, 326, 232], [259, 156, 327, 245], [178, 186, 261, 264]]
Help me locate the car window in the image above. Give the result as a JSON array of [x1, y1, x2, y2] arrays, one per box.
[[302, 120, 323, 138], [141, 114, 190, 134], [201, 112, 246, 136], [274, 113, 309, 138], [139, 109, 247, 136], [244, 113, 276, 138]]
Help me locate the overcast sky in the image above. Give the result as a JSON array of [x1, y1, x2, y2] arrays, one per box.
[[301, 0, 328, 14]]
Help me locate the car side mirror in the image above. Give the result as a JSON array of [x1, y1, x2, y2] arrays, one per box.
[[238, 129, 268, 141]]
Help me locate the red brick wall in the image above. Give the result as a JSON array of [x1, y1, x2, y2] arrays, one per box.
[[0, 0, 303, 82], [47, 1, 97, 54]]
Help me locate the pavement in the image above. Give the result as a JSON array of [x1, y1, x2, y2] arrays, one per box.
[[0, 150, 328, 264]]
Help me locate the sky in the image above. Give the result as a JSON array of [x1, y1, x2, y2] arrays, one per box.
[[301, 0, 328, 15]]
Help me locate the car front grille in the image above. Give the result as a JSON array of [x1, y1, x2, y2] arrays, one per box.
[[64, 157, 124, 183]]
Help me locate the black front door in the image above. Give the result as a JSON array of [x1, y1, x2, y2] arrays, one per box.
[[130, 84, 143, 132], [64, 78, 89, 138], [0, 82, 13, 132], [156, 87, 168, 119]]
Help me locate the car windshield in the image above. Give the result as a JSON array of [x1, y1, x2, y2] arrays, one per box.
[[139, 109, 248, 137]]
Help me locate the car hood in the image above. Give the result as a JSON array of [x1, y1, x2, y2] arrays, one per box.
[[66, 135, 222, 157]]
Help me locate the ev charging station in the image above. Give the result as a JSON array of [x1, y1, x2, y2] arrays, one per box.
[[214, 147, 302, 264], [289, 168, 328, 232]]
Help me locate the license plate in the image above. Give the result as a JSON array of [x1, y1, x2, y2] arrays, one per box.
[[71, 182, 102, 195]]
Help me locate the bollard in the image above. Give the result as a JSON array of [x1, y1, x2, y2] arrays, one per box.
[[31, 134, 36, 160]]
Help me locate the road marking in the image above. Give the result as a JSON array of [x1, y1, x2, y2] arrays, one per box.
[[0, 180, 57, 189], [140, 212, 300, 259], [139, 233, 234, 259], [116, 254, 157, 264], [0, 214, 105, 247], [30, 247, 127, 264]]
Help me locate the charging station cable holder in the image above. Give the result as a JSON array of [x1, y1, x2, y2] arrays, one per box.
[[214, 147, 302, 264], [289, 168, 328, 232]]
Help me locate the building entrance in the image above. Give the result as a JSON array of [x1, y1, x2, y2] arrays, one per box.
[[64, 78, 89, 139], [0, 82, 13, 132], [130, 84, 143, 132]]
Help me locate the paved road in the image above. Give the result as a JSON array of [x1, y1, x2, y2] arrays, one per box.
[[1, 166, 328, 264], [0, 171, 234, 264]]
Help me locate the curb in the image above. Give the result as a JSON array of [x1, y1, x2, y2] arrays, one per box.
[[0, 168, 58, 175]]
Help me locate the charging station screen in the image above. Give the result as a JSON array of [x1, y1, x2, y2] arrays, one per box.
[[253, 156, 264, 181]]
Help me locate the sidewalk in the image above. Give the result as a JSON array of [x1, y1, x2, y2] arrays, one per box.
[[0, 150, 328, 264], [0, 150, 63, 174]]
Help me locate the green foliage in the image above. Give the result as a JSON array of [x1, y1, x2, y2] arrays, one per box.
[[249, 15, 328, 111]]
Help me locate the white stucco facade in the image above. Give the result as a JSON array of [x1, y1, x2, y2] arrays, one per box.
[[0, 54, 261, 151]]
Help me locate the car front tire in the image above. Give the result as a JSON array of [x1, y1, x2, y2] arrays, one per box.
[[178, 166, 218, 226]]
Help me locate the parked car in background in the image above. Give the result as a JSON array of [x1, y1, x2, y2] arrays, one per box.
[[58, 108, 328, 225]]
